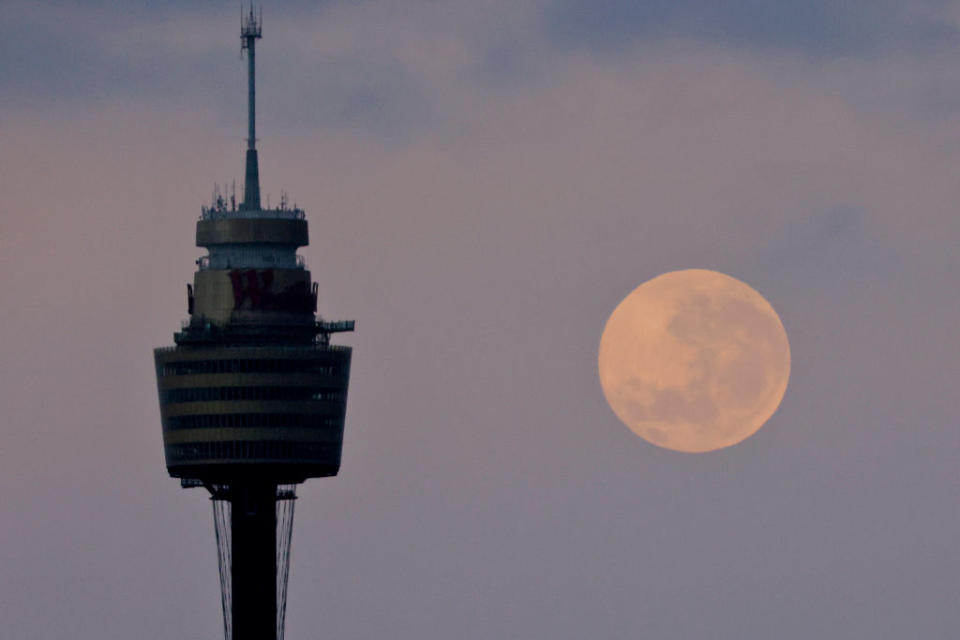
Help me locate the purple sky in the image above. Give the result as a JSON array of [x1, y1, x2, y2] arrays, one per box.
[[3, 2, 960, 638]]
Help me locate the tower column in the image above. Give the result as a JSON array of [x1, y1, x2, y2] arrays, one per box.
[[231, 483, 277, 640]]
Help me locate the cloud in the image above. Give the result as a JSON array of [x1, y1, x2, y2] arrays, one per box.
[[544, 0, 960, 56], [0, 2, 234, 110], [0, 1, 544, 140], [9, 0, 960, 142]]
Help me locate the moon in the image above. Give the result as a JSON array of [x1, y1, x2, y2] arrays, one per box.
[[598, 269, 790, 453]]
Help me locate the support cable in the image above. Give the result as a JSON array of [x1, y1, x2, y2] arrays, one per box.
[[213, 496, 233, 640], [276, 484, 297, 640]]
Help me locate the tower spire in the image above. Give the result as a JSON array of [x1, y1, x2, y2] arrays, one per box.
[[241, 5, 262, 210]]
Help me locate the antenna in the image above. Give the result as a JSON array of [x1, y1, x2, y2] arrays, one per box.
[[240, 5, 263, 210]]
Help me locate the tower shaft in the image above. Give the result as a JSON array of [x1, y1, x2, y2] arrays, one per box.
[[231, 483, 278, 640]]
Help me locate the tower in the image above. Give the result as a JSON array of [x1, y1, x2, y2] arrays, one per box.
[[153, 8, 353, 640]]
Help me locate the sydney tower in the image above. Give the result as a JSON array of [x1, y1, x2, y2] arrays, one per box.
[[153, 8, 354, 639]]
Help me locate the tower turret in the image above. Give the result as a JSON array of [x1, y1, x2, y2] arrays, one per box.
[[153, 9, 354, 640]]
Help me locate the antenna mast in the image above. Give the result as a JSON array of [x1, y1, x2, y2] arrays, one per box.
[[240, 5, 263, 210]]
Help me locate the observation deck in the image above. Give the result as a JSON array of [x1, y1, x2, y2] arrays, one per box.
[[155, 197, 353, 480], [155, 344, 351, 482], [156, 192, 353, 480]]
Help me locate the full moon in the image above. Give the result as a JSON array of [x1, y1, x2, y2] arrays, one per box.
[[598, 269, 790, 453]]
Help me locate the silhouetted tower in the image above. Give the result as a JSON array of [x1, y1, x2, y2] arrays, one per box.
[[154, 8, 353, 640]]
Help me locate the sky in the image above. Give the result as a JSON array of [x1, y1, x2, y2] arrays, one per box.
[[2, 1, 960, 638]]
